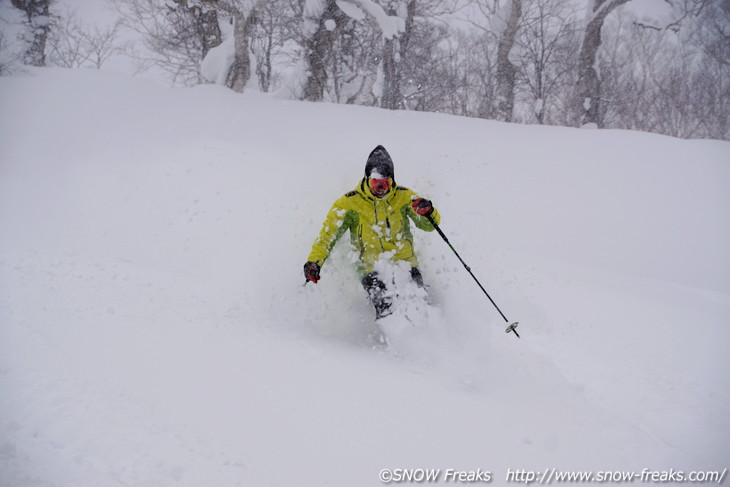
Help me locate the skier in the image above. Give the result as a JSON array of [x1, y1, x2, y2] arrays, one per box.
[[303, 145, 440, 319]]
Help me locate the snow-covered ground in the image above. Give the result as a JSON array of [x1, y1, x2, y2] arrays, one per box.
[[1, 68, 728, 486]]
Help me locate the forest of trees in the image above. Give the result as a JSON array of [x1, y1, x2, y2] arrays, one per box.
[[2, 0, 729, 140]]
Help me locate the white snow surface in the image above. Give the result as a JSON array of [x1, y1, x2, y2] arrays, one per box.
[[0, 68, 729, 486]]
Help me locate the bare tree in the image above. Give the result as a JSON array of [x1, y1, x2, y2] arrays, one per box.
[[466, 0, 524, 121], [514, 0, 578, 124], [0, 29, 22, 75], [693, 0, 729, 66], [572, 0, 632, 128], [296, 0, 416, 103], [249, 0, 295, 92], [380, 0, 458, 110], [110, 0, 222, 86], [177, 1, 223, 59], [331, 14, 381, 104], [381, 0, 415, 109], [691, 56, 730, 140], [196, 0, 269, 92], [302, 0, 349, 101], [468, 32, 499, 118], [96, 0, 727, 140], [494, 0, 522, 121], [596, 2, 729, 140], [692, 0, 730, 139], [424, 30, 488, 116], [47, 7, 122, 69], [11, 0, 53, 66], [392, 14, 452, 113]]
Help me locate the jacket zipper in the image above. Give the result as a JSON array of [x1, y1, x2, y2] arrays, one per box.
[[373, 201, 386, 251]]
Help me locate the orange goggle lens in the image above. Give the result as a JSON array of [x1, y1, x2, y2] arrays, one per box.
[[369, 178, 392, 193]]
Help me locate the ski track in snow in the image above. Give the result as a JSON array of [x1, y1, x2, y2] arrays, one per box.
[[0, 68, 729, 486]]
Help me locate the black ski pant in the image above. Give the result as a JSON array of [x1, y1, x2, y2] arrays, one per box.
[[362, 267, 424, 319]]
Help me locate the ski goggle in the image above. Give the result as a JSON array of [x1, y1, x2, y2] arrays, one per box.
[[368, 178, 392, 194]]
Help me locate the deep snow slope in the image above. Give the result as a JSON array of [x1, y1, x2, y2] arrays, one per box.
[[1, 68, 729, 486]]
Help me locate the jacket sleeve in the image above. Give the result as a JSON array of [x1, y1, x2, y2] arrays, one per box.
[[306, 196, 354, 266]]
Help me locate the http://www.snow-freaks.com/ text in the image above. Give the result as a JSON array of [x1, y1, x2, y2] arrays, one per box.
[[377, 467, 728, 484]]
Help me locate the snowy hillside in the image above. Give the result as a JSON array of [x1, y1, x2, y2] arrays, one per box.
[[1, 68, 729, 486]]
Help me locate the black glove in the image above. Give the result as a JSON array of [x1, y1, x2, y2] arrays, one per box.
[[411, 197, 434, 216], [304, 261, 321, 283]]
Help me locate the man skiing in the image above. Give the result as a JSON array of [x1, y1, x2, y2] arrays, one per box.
[[303, 145, 440, 319]]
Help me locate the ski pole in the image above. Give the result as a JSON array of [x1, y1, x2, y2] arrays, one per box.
[[425, 214, 520, 338]]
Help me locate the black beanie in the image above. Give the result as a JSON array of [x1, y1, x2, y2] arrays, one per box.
[[364, 145, 394, 179]]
